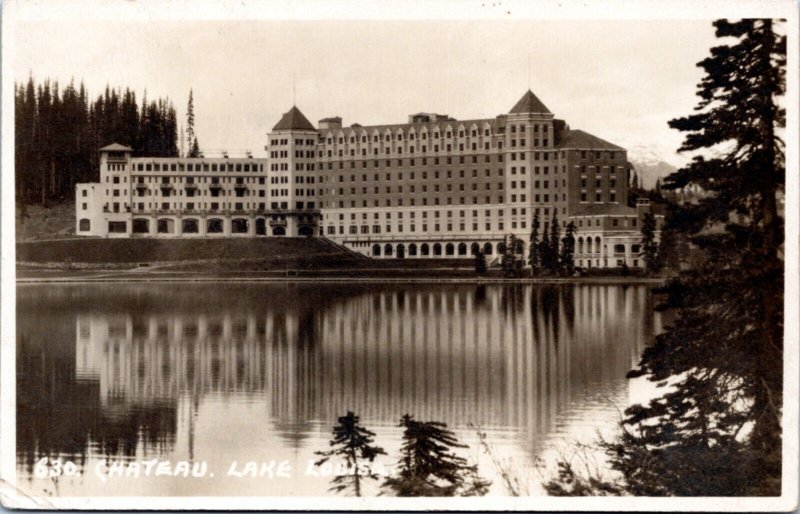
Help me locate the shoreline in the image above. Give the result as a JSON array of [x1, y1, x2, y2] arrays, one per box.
[[16, 271, 668, 285]]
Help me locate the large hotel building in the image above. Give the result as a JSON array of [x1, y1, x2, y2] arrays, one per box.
[[76, 90, 661, 268]]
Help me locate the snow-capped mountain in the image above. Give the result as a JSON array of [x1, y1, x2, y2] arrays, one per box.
[[619, 141, 688, 189]]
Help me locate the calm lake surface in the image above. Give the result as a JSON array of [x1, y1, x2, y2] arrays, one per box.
[[16, 282, 662, 497]]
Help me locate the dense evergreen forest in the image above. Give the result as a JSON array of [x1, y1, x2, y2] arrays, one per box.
[[15, 78, 179, 207]]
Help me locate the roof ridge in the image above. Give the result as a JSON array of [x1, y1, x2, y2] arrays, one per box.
[[509, 90, 551, 114], [556, 128, 624, 151], [272, 106, 315, 131]]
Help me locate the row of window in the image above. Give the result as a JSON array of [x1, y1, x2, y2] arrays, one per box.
[[329, 182, 506, 196], [579, 192, 618, 203], [326, 195, 507, 209], [325, 221, 517, 235], [129, 162, 264, 173], [129, 188, 267, 198], [133, 176, 267, 184], [574, 217, 638, 228], [318, 139, 552, 158], [269, 138, 315, 146], [326, 208, 511, 221], [271, 189, 316, 197], [319, 123, 550, 145]]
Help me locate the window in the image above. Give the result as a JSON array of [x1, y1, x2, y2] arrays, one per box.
[[79, 218, 90, 231], [108, 221, 126, 233]]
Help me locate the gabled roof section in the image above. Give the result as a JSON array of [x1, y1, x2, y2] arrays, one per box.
[[571, 204, 638, 217], [509, 90, 551, 114], [555, 129, 624, 151], [99, 143, 133, 152], [272, 106, 315, 131]]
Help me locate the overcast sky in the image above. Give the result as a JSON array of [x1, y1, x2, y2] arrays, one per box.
[[12, 18, 720, 162]]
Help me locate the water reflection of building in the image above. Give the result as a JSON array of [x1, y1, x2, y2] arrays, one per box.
[[66, 284, 657, 459]]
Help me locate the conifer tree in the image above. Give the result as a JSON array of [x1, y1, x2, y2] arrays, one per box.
[[382, 415, 490, 497], [529, 211, 541, 276], [639, 212, 659, 274], [190, 137, 200, 158], [548, 18, 786, 496], [538, 223, 551, 274], [560, 222, 576, 276], [315, 411, 386, 497], [549, 213, 561, 274], [186, 89, 201, 158], [15, 77, 178, 207]]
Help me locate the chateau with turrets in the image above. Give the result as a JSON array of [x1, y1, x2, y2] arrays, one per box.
[[76, 90, 661, 269]]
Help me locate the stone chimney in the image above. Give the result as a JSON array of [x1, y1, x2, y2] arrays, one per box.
[[319, 117, 342, 130]]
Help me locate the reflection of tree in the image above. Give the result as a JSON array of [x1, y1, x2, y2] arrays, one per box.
[[540, 286, 560, 346], [473, 285, 487, 306], [500, 284, 524, 314], [16, 332, 177, 475], [16, 284, 356, 475], [17, 283, 661, 483], [562, 286, 576, 331]]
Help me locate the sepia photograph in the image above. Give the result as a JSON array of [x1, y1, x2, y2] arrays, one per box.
[[1, 0, 797, 510]]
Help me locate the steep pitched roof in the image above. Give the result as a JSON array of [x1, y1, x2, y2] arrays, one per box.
[[272, 106, 315, 131], [509, 90, 551, 114], [555, 129, 624, 151], [571, 204, 638, 217], [99, 143, 133, 152]]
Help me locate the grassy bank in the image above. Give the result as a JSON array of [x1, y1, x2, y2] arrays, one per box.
[[16, 237, 347, 265]]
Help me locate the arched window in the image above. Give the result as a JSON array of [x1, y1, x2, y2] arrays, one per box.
[[79, 218, 91, 231], [483, 242, 493, 255], [421, 243, 430, 256], [397, 244, 406, 259], [587, 239, 593, 253], [372, 244, 381, 257], [157, 218, 174, 234], [445, 243, 455, 256], [232, 218, 249, 234], [513, 239, 524, 254], [384, 244, 393, 256], [433, 243, 442, 256], [577, 237, 584, 254], [207, 218, 224, 234], [471, 243, 480, 255], [182, 219, 199, 234], [409, 243, 418, 257], [272, 226, 286, 236], [298, 225, 313, 237], [255, 218, 267, 236], [457, 243, 467, 256], [497, 242, 507, 255], [132, 218, 149, 234]]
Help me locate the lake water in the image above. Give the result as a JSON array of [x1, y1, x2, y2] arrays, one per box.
[[16, 282, 662, 497]]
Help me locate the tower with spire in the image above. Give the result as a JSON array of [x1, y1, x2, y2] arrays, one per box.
[[503, 90, 557, 234], [266, 106, 320, 237]]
